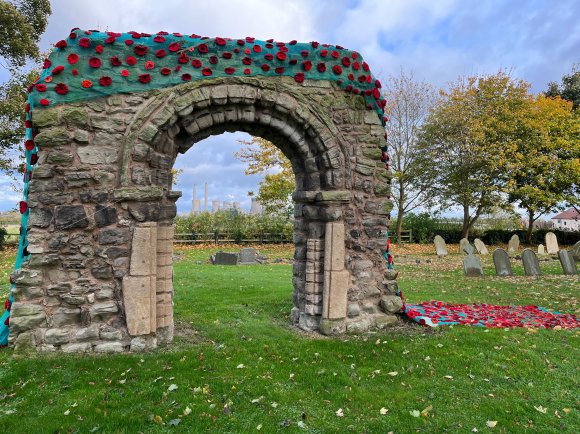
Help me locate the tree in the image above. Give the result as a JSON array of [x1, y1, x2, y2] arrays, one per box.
[[545, 64, 580, 110], [507, 94, 580, 242], [383, 70, 437, 241], [234, 136, 294, 216], [0, 68, 38, 174], [0, 0, 51, 69], [417, 72, 532, 237]]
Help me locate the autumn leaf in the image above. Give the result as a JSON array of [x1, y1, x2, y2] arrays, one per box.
[[380, 407, 388, 415], [486, 420, 497, 428], [167, 384, 178, 392], [335, 408, 344, 417], [410, 410, 420, 417]]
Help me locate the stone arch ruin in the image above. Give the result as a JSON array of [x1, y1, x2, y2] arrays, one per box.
[[2, 30, 400, 352]]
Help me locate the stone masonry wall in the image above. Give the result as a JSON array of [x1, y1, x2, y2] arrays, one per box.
[[9, 76, 398, 352]]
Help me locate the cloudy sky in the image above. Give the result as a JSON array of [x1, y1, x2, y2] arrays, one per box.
[[0, 0, 578, 214]]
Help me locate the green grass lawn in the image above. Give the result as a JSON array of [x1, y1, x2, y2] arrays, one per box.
[[0, 245, 578, 433]]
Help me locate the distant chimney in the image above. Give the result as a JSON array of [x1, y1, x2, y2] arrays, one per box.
[[212, 200, 221, 212]]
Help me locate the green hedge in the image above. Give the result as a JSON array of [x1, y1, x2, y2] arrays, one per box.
[[174, 210, 294, 242]]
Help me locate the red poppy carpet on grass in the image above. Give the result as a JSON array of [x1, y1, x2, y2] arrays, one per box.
[[400, 299, 580, 329]]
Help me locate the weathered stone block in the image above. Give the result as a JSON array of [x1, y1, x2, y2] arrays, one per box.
[[54, 205, 89, 229], [61, 342, 92, 353], [130, 225, 157, 276], [45, 328, 70, 345], [34, 127, 71, 147], [52, 307, 81, 327], [62, 107, 88, 125], [113, 187, 163, 202], [46, 150, 73, 164], [122, 276, 152, 336], [77, 146, 118, 165], [94, 342, 125, 353], [29, 207, 53, 228], [322, 269, 350, 320], [32, 107, 60, 127], [319, 319, 346, 335], [89, 302, 118, 320], [11, 269, 43, 287], [98, 228, 129, 245]]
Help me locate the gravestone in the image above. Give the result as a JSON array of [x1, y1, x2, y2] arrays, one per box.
[[521, 249, 540, 276], [508, 234, 520, 254], [493, 248, 513, 276], [537, 244, 545, 255], [557, 250, 577, 275], [474, 238, 489, 255], [459, 238, 470, 255], [434, 235, 448, 257], [463, 255, 483, 277], [545, 232, 559, 254], [239, 248, 257, 264], [572, 241, 580, 262], [211, 252, 239, 265], [463, 242, 476, 255]]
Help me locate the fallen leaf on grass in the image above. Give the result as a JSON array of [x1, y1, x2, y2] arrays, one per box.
[[167, 384, 178, 392], [534, 405, 547, 414], [63, 409, 70, 416], [421, 405, 433, 416], [297, 421, 306, 428], [379, 407, 388, 415], [387, 371, 398, 376], [237, 364, 245, 369], [168, 418, 181, 426], [444, 375, 453, 380], [336, 408, 344, 417], [410, 410, 420, 417], [486, 421, 497, 428]]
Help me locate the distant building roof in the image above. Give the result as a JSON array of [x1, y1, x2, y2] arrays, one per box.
[[551, 208, 580, 220]]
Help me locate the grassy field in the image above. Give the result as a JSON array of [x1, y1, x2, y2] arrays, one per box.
[[0, 244, 578, 433]]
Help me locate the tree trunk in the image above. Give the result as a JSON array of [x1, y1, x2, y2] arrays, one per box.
[[395, 184, 405, 242], [461, 205, 471, 238], [526, 209, 535, 244]]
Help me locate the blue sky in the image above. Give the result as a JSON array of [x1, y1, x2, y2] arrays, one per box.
[[0, 0, 578, 214]]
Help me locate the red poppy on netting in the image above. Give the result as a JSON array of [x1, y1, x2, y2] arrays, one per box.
[[52, 65, 64, 75], [275, 66, 284, 74], [24, 140, 34, 151], [289, 40, 297, 45], [168, 42, 181, 52], [19, 201, 28, 214], [331, 50, 340, 59], [55, 40, 67, 49], [125, 39, 134, 46], [289, 59, 297, 65], [237, 39, 245, 46], [225, 67, 235, 75], [39, 98, 50, 106], [294, 72, 305, 83], [264, 53, 273, 61], [301, 50, 309, 57], [358, 74, 366, 83], [320, 49, 328, 57], [153, 35, 166, 43], [276, 52, 286, 61], [209, 56, 218, 64], [156, 49, 167, 58], [35, 84, 46, 92], [160, 67, 172, 75], [121, 69, 130, 77], [202, 68, 212, 76], [191, 59, 202, 68], [30, 153, 38, 165], [311, 41, 319, 48], [95, 45, 104, 54], [44, 74, 52, 81], [105, 36, 116, 44], [69, 31, 77, 39], [89, 57, 102, 68], [246, 36, 255, 43], [110, 56, 122, 66], [244, 68, 251, 75], [99, 76, 112, 86], [332, 65, 342, 75], [341, 57, 351, 67], [67, 53, 79, 64], [126, 56, 137, 65], [134, 45, 148, 56], [178, 52, 190, 63], [253, 44, 262, 53], [55, 83, 69, 95], [222, 52, 232, 59], [348, 73, 354, 81], [182, 73, 192, 81], [353, 88, 359, 94], [317, 62, 326, 73], [261, 64, 270, 71], [145, 61, 155, 69], [78, 37, 91, 48], [375, 79, 382, 88], [265, 43, 273, 49], [362, 62, 370, 72], [373, 88, 381, 99], [242, 57, 252, 65], [353, 61, 360, 70], [197, 43, 208, 53], [24, 120, 32, 128], [138, 74, 151, 83], [215, 37, 226, 46], [302, 60, 312, 71], [42, 59, 51, 69]]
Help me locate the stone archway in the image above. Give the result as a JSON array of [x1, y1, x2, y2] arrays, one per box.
[[4, 31, 400, 352]]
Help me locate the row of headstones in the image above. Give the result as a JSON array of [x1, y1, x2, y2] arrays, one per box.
[[492, 247, 578, 277], [434, 232, 566, 257]]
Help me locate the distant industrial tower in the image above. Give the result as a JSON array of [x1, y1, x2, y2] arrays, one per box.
[[250, 198, 263, 215], [191, 185, 201, 214]]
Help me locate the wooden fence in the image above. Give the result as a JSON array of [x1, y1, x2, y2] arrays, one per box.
[[174, 232, 292, 245]]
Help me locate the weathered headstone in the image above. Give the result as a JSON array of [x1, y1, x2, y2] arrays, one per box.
[[463, 255, 483, 277], [537, 244, 545, 255], [521, 249, 540, 276], [211, 252, 239, 265], [463, 242, 476, 256], [557, 250, 578, 275], [545, 232, 559, 254], [493, 248, 512, 276], [474, 238, 489, 255], [572, 241, 580, 262], [239, 247, 257, 264], [508, 234, 520, 254], [434, 235, 448, 257], [459, 238, 470, 255]]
